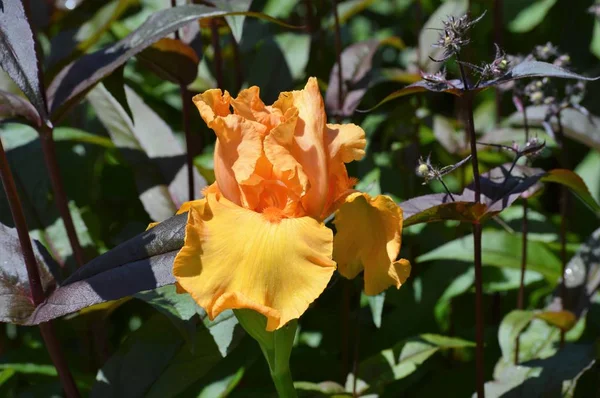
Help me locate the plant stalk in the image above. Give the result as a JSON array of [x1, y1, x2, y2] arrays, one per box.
[[515, 104, 530, 364], [554, 111, 569, 347], [171, 0, 196, 201], [0, 137, 80, 398], [39, 129, 86, 267], [332, 0, 344, 122], [457, 58, 484, 397], [210, 19, 224, 88]]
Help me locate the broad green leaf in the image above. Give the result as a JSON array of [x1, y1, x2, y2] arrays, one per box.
[[53, 127, 115, 148], [591, 19, 600, 60], [360, 334, 474, 392], [273, 33, 310, 81], [434, 268, 474, 331], [575, 150, 600, 204], [366, 291, 385, 328], [542, 169, 600, 214], [211, 0, 253, 44], [509, 0, 557, 33], [498, 310, 535, 362], [88, 84, 206, 221], [417, 230, 562, 282]]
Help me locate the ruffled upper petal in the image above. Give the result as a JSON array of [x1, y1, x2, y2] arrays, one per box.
[[230, 86, 283, 131], [289, 77, 330, 219], [173, 193, 336, 331], [333, 192, 411, 295]]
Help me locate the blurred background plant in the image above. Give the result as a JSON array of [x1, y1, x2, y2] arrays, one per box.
[[1, 0, 600, 397]]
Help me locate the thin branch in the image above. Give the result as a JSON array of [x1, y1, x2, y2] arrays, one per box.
[[0, 137, 80, 398], [332, 0, 344, 122]]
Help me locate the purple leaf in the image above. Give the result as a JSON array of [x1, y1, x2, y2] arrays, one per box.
[[47, 4, 228, 122], [0, 0, 48, 123], [0, 223, 57, 324], [326, 39, 381, 117], [24, 213, 188, 325], [0, 89, 41, 127]]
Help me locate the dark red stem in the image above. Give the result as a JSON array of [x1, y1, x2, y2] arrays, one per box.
[[0, 137, 80, 398], [332, 0, 344, 122], [554, 111, 569, 347], [39, 128, 86, 267], [515, 104, 530, 364], [210, 19, 224, 88]]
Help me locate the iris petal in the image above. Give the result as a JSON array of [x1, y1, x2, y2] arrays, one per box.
[[333, 192, 411, 295], [173, 194, 336, 331]]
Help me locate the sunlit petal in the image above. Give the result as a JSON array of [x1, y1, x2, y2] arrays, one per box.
[[333, 192, 411, 295], [173, 194, 336, 331]]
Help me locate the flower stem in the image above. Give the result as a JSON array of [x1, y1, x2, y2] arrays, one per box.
[[39, 127, 86, 268], [271, 364, 298, 398], [0, 137, 80, 398]]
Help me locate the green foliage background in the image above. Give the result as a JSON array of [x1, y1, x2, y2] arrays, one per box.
[[0, 0, 599, 396]]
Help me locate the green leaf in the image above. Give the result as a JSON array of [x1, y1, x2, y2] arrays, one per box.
[[212, 0, 253, 44], [575, 151, 600, 205], [88, 83, 205, 221], [366, 291, 385, 328], [0, 363, 57, 376], [509, 0, 557, 33], [92, 311, 243, 398], [417, 230, 562, 282], [542, 169, 600, 214], [360, 334, 474, 391], [53, 127, 115, 148], [591, 19, 600, 60], [434, 268, 474, 331], [498, 310, 535, 362]]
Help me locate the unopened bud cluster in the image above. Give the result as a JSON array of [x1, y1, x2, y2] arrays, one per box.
[[431, 12, 485, 62]]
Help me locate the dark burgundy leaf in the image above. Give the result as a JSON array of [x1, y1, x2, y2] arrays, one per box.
[[0, 223, 57, 324], [137, 38, 200, 86], [0, 89, 41, 127], [47, 4, 228, 122], [0, 0, 48, 123], [508, 106, 600, 151], [491, 61, 600, 86], [24, 213, 188, 325], [400, 165, 599, 226], [326, 39, 381, 117]]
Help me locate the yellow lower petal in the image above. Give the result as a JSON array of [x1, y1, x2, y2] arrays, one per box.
[[173, 194, 336, 331], [333, 192, 411, 295]]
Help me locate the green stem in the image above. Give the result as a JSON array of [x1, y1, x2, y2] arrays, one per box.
[[271, 362, 297, 398]]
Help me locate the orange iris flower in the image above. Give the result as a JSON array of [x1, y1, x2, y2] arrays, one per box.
[[173, 78, 411, 331]]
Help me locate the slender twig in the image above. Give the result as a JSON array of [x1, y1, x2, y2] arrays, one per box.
[[39, 129, 86, 267], [0, 138, 80, 398], [171, 0, 195, 201], [332, 0, 344, 123], [554, 111, 569, 347], [493, 0, 503, 122], [210, 19, 224, 88], [457, 56, 484, 398], [231, 30, 244, 94], [304, 0, 315, 34], [515, 104, 530, 365]]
